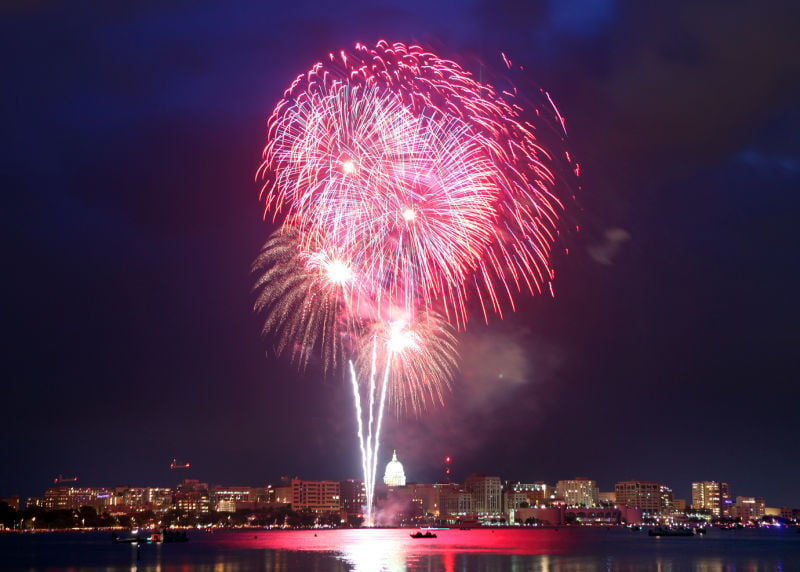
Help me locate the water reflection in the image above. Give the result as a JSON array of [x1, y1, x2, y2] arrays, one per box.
[[339, 536, 406, 572], [3, 527, 800, 571]]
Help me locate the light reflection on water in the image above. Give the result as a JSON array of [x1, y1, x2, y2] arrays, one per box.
[[196, 527, 800, 571], [2, 527, 799, 571]]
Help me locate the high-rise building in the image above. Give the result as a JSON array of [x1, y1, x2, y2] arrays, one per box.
[[383, 450, 407, 487], [733, 497, 765, 522], [174, 479, 210, 513], [439, 487, 473, 520], [145, 488, 173, 512], [465, 474, 502, 515], [42, 487, 91, 510], [210, 486, 251, 512], [290, 479, 340, 513], [615, 480, 673, 515], [117, 487, 145, 510], [510, 482, 551, 507], [406, 483, 442, 517], [339, 479, 366, 516], [40, 487, 117, 512], [556, 478, 599, 507], [503, 490, 529, 512], [691, 481, 731, 517]]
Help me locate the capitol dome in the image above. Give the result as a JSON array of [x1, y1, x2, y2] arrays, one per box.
[[383, 450, 406, 486]]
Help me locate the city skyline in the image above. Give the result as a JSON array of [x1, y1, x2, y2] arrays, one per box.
[[8, 454, 792, 514], [12, 471, 793, 530], [3, 2, 799, 509]]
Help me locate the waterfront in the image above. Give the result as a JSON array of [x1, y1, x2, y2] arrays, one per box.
[[2, 527, 799, 571]]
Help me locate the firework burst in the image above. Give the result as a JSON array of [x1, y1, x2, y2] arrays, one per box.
[[254, 41, 575, 526], [262, 83, 502, 323], [261, 42, 571, 327], [253, 229, 457, 411]]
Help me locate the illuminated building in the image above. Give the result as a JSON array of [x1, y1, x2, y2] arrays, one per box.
[[567, 506, 626, 525], [290, 479, 341, 513], [145, 488, 173, 511], [510, 482, 551, 506], [339, 479, 366, 516], [691, 481, 731, 517], [614, 480, 673, 515], [439, 487, 473, 521], [250, 486, 274, 504], [273, 485, 292, 505], [174, 479, 210, 513], [111, 486, 172, 513], [117, 487, 145, 510], [503, 490, 529, 511], [598, 491, 616, 505], [733, 496, 765, 521], [407, 483, 441, 517], [211, 486, 251, 512], [26, 497, 43, 509], [464, 474, 502, 515], [555, 478, 599, 507], [40, 487, 116, 512], [43, 487, 90, 510], [383, 450, 407, 487]]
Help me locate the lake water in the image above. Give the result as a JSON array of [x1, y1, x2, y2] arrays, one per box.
[[2, 527, 798, 571]]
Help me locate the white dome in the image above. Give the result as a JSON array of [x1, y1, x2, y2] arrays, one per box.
[[383, 450, 406, 486]]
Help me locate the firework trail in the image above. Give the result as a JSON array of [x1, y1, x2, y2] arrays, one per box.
[[255, 41, 575, 526]]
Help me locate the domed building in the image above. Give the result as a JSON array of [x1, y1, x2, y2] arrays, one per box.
[[383, 450, 407, 487]]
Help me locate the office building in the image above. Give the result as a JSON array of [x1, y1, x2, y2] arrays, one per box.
[[555, 478, 599, 507], [465, 474, 502, 515]]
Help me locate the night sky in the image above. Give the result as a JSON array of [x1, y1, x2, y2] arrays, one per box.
[[3, 1, 799, 508]]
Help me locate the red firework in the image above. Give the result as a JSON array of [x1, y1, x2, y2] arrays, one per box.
[[258, 41, 575, 326]]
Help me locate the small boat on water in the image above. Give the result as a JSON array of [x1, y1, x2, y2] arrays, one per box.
[[410, 531, 437, 539], [648, 527, 695, 537]]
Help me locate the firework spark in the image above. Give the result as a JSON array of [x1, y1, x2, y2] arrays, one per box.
[[253, 229, 458, 411], [262, 83, 501, 323], [254, 41, 574, 526], [252, 230, 354, 373], [259, 40, 573, 324]]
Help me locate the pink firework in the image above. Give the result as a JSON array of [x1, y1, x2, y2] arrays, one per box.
[[259, 41, 574, 326], [255, 41, 576, 526], [262, 83, 501, 323]]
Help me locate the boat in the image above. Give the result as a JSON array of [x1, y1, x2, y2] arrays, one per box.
[[410, 531, 437, 539], [648, 527, 695, 537]]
